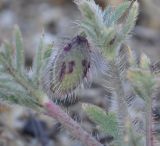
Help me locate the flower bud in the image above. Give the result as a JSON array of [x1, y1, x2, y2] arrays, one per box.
[[43, 36, 91, 99], [139, 53, 150, 69]]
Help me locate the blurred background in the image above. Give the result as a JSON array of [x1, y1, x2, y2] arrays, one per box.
[[0, 0, 159, 146]]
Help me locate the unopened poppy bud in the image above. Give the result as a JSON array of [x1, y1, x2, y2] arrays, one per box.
[[43, 35, 91, 99]]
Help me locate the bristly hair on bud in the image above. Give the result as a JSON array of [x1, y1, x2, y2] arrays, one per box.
[[42, 35, 93, 99]]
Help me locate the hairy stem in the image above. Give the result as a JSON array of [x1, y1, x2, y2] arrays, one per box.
[[146, 96, 154, 146], [44, 100, 103, 146], [111, 61, 131, 146]]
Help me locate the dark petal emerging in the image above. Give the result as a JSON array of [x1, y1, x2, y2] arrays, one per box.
[[42, 35, 92, 99]]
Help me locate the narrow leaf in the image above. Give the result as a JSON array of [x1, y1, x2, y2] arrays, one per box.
[[103, 1, 130, 27], [121, 1, 139, 39], [32, 36, 44, 84], [14, 25, 25, 74], [3, 41, 13, 64]]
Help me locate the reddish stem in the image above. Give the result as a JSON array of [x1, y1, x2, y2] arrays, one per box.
[[146, 101, 154, 146], [44, 100, 103, 146]]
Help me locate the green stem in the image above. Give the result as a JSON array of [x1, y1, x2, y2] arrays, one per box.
[[111, 61, 131, 146]]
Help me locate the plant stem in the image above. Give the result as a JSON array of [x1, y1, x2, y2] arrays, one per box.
[[44, 100, 103, 146], [111, 61, 131, 146], [146, 96, 154, 146]]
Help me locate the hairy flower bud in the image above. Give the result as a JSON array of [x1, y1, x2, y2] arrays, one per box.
[[42, 35, 91, 99]]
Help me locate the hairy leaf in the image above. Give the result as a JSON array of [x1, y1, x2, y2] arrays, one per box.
[[32, 36, 44, 85], [121, 1, 139, 39], [14, 25, 25, 74], [83, 104, 118, 138], [103, 1, 130, 27]]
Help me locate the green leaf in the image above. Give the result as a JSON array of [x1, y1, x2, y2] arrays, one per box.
[[0, 80, 40, 109], [77, 0, 103, 27], [32, 36, 44, 84], [0, 65, 4, 72], [76, 0, 104, 42], [3, 41, 13, 64], [121, 1, 139, 39], [112, 1, 130, 23], [43, 44, 53, 59], [103, 6, 114, 27], [127, 69, 155, 100], [76, 0, 139, 62], [116, 44, 132, 78], [0, 73, 13, 83], [83, 104, 118, 138], [14, 25, 25, 74], [32, 35, 54, 86], [103, 1, 130, 27], [0, 89, 40, 109], [139, 53, 150, 69]]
